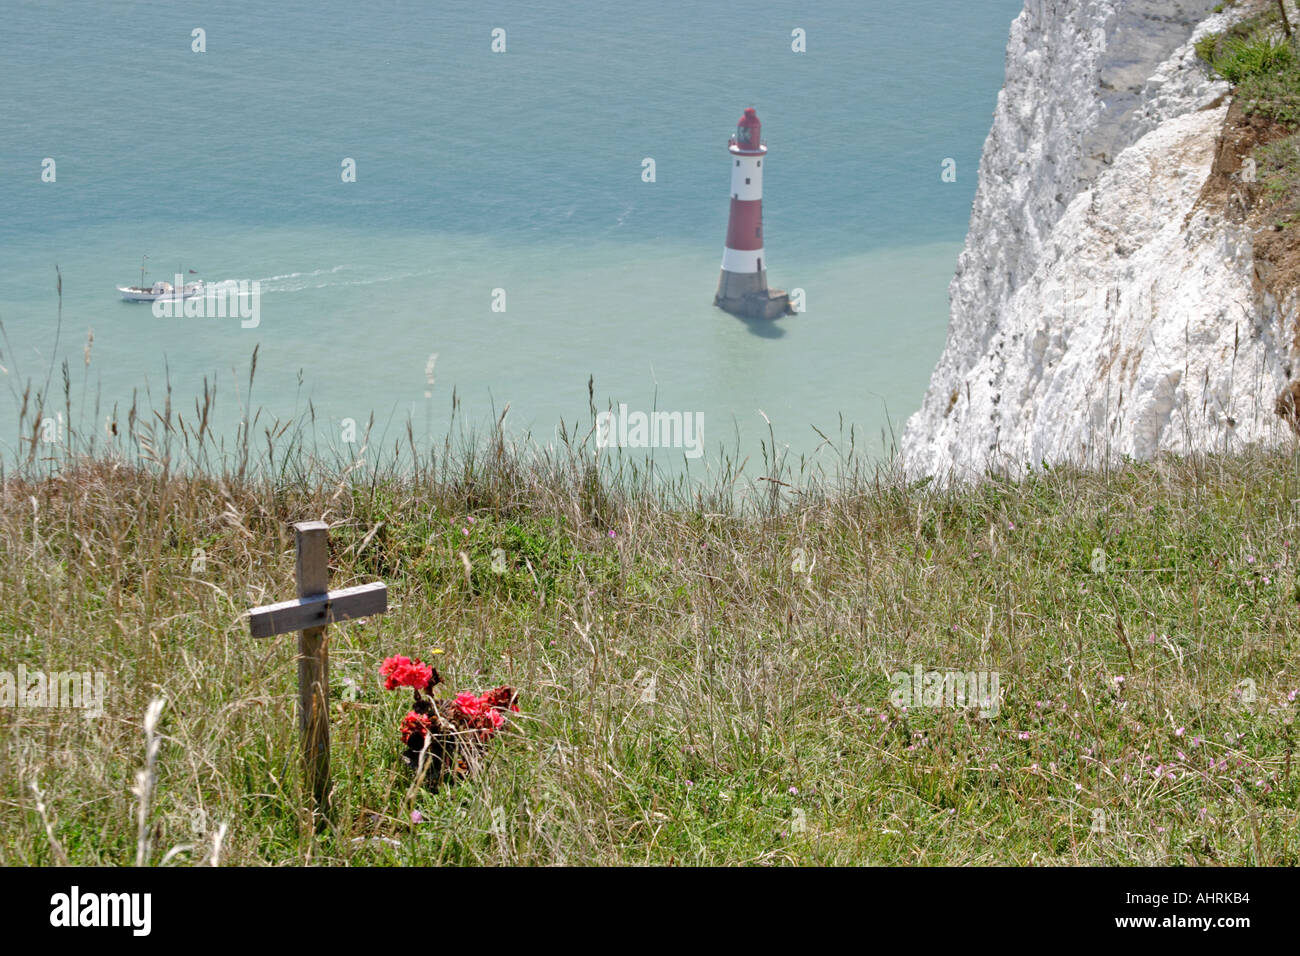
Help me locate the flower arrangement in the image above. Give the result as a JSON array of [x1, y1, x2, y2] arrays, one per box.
[[379, 655, 518, 789]]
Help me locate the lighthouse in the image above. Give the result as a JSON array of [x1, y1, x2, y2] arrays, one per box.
[[714, 107, 795, 320]]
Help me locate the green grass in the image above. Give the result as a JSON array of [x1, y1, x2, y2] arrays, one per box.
[[1196, 32, 1226, 67], [1219, 33, 1293, 85], [1258, 131, 1300, 221], [1197, 9, 1300, 125], [0, 368, 1298, 864]]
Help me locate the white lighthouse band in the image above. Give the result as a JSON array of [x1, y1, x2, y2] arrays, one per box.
[[729, 152, 764, 202], [721, 245, 765, 273]]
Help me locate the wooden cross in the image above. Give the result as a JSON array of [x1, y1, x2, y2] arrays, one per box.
[[247, 521, 388, 815]]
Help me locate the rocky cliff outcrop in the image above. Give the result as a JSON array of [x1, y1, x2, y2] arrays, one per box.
[[901, 0, 1299, 480]]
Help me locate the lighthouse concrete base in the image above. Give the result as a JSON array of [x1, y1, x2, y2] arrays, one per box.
[[714, 269, 795, 320]]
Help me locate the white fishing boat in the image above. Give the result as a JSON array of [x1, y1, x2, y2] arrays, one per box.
[[118, 278, 205, 302], [118, 257, 203, 302]]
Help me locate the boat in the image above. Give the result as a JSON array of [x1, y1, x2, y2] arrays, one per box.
[[118, 278, 205, 302], [118, 257, 204, 302]]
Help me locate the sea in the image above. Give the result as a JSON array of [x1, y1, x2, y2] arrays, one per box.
[[0, 0, 1025, 477]]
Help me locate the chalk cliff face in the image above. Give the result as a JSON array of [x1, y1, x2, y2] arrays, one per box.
[[900, 0, 1299, 480]]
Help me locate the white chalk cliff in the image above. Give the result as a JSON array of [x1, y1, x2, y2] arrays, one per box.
[[901, 0, 1299, 480]]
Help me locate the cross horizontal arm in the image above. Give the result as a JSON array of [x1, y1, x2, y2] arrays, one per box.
[[248, 581, 388, 638]]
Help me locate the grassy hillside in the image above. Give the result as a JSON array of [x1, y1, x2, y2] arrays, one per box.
[[1, 378, 1297, 864]]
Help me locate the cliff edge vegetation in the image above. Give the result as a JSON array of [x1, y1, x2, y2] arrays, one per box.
[[1196, 1, 1300, 306]]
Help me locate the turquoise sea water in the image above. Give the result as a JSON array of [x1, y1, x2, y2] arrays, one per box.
[[0, 0, 1024, 472]]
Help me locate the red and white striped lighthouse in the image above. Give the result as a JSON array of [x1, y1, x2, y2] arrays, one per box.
[[714, 107, 794, 320]]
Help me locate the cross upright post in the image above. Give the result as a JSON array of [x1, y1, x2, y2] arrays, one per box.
[[295, 521, 331, 813]]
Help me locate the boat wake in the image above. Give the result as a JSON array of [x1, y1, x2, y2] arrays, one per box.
[[257, 265, 347, 284], [240, 266, 437, 294]]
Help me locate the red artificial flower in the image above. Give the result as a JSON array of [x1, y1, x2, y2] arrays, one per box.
[[380, 655, 434, 691], [452, 692, 484, 719], [399, 710, 434, 744], [480, 685, 519, 713], [467, 708, 503, 741], [445, 691, 513, 740]]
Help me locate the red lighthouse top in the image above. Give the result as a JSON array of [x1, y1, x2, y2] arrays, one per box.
[[729, 107, 766, 155]]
